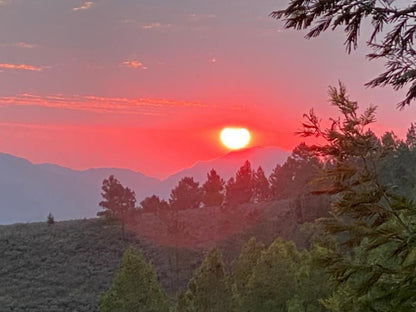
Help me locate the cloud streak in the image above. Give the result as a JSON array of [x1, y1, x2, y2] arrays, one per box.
[[73, 1, 93, 11], [0, 93, 218, 115], [142, 22, 172, 30], [0, 63, 43, 71], [122, 60, 147, 69]]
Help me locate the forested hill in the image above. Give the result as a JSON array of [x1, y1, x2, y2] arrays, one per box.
[[0, 195, 327, 312]]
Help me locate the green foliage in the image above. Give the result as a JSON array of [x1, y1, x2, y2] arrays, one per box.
[[177, 248, 231, 312], [47, 212, 55, 225], [229, 237, 264, 310], [300, 83, 416, 310], [202, 169, 225, 207], [100, 248, 171, 312], [170, 177, 202, 211], [242, 238, 301, 311], [272, 0, 416, 107]]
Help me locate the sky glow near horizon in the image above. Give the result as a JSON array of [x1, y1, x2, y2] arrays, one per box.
[[1, 0, 415, 178]]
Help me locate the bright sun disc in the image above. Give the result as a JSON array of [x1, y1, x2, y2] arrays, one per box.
[[220, 127, 251, 150]]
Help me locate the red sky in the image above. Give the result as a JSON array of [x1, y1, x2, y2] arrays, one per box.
[[0, 0, 415, 178]]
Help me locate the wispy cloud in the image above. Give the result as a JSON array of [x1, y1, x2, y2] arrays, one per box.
[[0, 94, 213, 116], [142, 22, 172, 30], [122, 60, 147, 70], [0, 63, 43, 71], [0, 42, 39, 49], [73, 1, 93, 11]]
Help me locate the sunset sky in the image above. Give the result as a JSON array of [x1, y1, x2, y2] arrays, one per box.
[[1, 0, 416, 178]]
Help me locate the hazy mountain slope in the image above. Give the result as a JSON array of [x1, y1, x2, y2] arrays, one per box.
[[0, 153, 160, 224], [0, 146, 288, 224], [152, 146, 289, 198]]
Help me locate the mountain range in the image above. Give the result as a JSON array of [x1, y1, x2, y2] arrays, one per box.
[[0, 147, 289, 224]]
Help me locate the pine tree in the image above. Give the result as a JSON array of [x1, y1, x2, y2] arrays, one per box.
[[99, 248, 170, 312], [97, 175, 136, 239], [177, 248, 231, 312], [140, 195, 170, 213], [202, 169, 225, 207], [300, 83, 416, 310], [229, 237, 264, 310], [47, 212, 55, 225], [243, 238, 301, 312], [252, 166, 271, 202], [169, 177, 202, 211], [225, 161, 253, 206]]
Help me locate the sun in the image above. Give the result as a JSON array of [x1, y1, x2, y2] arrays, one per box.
[[220, 127, 251, 150]]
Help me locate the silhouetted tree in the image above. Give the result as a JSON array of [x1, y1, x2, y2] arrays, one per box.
[[225, 161, 254, 206], [406, 123, 416, 150], [99, 248, 170, 312], [202, 169, 225, 207], [272, 0, 416, 107], [140, 195, 170, 213], [47, 213, 55, 225], [252, 166, 271, 202], [268, 164, 283, 198], [170, 177, 202, 211], [97, 175, 136, 239], [269, 143, 320, 199]]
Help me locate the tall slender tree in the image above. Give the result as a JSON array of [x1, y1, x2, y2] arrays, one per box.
[[97, 175, 136, 239], [202, 169, 225, 207]]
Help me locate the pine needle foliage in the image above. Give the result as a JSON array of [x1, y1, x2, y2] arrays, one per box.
[[99, 247, 170, 312], [301, 83, 416, 310], [272, 0, 416, 108]]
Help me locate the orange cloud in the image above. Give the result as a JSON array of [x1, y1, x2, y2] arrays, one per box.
[[0, 63, 42, 71], [73, 1, 93, 11], [0, 93, 217, 115], [122, 60, 147, 69]]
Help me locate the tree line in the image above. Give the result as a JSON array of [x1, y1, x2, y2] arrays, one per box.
[[96, 145, 321, 237]]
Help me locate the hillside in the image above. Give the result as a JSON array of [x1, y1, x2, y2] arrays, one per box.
[[0, 196, 328, 311]]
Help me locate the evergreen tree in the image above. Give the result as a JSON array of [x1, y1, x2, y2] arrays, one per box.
[[273, 0, 416, 107], [97, 175, 136, 239], [177, 248, 231, 312], [300, 83, 416, 310], [169, 177, 202, 211], [202, 169, 225, 207], [100, 248, 170, 312], [225, 161, 253, 206], [140, 195, 170, 214], [269, 143, 320, 199], [229, 237, 265, 310], [243, 238, 301, 312], [268, 164, 282, 198], [47, 212, 55, 225], [252, 166, 271, 202], [406, 122, 416, 150]]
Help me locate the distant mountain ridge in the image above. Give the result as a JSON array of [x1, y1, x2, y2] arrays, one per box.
[[0, 147, 289, 224]]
